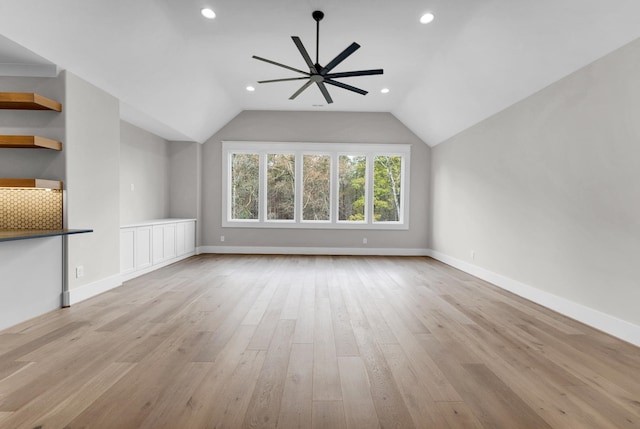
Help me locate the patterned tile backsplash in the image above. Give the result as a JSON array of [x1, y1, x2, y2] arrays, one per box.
[[0, 188, 63, 229]]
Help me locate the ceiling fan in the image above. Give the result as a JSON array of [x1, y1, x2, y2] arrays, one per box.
[[252, 10, 383, 104]]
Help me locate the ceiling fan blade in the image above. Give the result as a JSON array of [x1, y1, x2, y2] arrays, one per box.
[[316, 82, 333, 104], [320, 42, 360, 75], [324, 79, 368, 95], [324, 69, 384, 79], [258, 77, 311, 84], [292, 37, 315, 71], [252, 55, 310, 76], [289, 79, 314, 100]]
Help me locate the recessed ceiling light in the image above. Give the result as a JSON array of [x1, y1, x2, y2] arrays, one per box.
[[381, 88, 390, 94], [201, 8, 216, 19], [420, 12, 435, 24], [246, 86, 255, 92]]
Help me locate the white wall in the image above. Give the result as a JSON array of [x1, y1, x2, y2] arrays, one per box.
[[430, 38, 640, 336], [64, 71, 120, 292], [0, 237, 62, 330], [201, 111, 430, 252], [120, 120, 170, 225]]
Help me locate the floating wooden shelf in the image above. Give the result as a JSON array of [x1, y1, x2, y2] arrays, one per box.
[[0, 178, 63, 190], [0, 135, 62, 150], [0, 92, 62, 112]]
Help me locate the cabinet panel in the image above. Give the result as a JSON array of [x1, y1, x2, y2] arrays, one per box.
[[185, 221, 196, 253], [135, 226, 152, 269], [176, 222, 186, 256], [164, 224, 176, 260], [176, 221, 196, 256], [152, 225, 165, 264], [120, 228, 135, 273]]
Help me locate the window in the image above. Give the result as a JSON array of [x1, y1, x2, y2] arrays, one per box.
[[222, 142, 410, 229], [303, 154, 331, 221], [230, 153, 259, 220], [339, 155, 366, 221], [373, 155, 402, 222], [267, 153, 295, 220]]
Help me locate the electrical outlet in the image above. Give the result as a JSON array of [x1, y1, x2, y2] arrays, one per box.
[[471, 250, 476, 260], [130, 183, 135, 191], [363, 238, 368, 244], [76, 265, 85, 278], [220, 235, 225, 242]]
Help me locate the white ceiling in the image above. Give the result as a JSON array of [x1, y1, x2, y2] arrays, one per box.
[[1, 0, 640, 146]]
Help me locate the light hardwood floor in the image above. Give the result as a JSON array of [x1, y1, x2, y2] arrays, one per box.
[[0, 255, 639, 428]]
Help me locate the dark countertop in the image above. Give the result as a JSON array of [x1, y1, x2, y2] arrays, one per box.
[[0, 229, 93, 243]]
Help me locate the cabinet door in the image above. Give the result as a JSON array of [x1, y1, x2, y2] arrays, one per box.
[[120, 228, 136, 273], [152, 225, 165, 264], [176, 222, 186, 256], [163, 223, 177, 260], [185, 221, 196, 253], [135, 226, 152, 269]]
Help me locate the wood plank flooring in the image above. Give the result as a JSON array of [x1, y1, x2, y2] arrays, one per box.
[[0, 255, 639, 428]]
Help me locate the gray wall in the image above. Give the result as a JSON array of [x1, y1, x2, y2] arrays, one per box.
[[430, 38, 640, 326], [168, 141, 200, 220], [201, 111, 430, 250], [120, 121, 170, 225], [65, 71, 120, 291]]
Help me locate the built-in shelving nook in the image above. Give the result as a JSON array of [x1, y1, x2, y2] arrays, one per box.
[[0, 92, 64, 229]]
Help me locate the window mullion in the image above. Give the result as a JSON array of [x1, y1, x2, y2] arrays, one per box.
[[295, 153, 302, 223], [259, 152, 266, 222], [365, 154, 374, 224], [399, 156, 405, 221], [331, 152, 338, 224], [224, 150, 230, 223]]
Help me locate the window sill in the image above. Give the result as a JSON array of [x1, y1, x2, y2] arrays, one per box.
[[222, 221, 409, 230]]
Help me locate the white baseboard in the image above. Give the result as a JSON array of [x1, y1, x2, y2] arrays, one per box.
[[64, 273, 123, 306], [121, 252, 196, 282], [197, 245, 430, 256], [427, 250, 640, 347], [65, 253, 197, 305]]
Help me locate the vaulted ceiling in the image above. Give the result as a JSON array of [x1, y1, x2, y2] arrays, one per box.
[[2, 0, 640, 146]]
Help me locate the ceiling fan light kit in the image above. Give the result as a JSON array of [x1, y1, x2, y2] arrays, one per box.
[[252, 10, 383, 104]]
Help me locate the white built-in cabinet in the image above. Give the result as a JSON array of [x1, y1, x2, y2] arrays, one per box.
[[121, 219, 195, 280]]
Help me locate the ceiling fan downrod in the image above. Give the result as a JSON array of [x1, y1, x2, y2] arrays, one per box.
[[313, 10, 324, 71]]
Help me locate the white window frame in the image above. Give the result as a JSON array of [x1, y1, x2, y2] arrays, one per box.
[[222, 141, 410, 230]]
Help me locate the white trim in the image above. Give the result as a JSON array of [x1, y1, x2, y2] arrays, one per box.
[[121, 252, 195, 282], [427, 250, 640, 347], [0, 62, 58, 77], [222, 141, 411, 153], [65, 252, 197, 305], [64, 273, 122, 306], [198, 245, 430, 257], [120, 218, 196, 228]]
